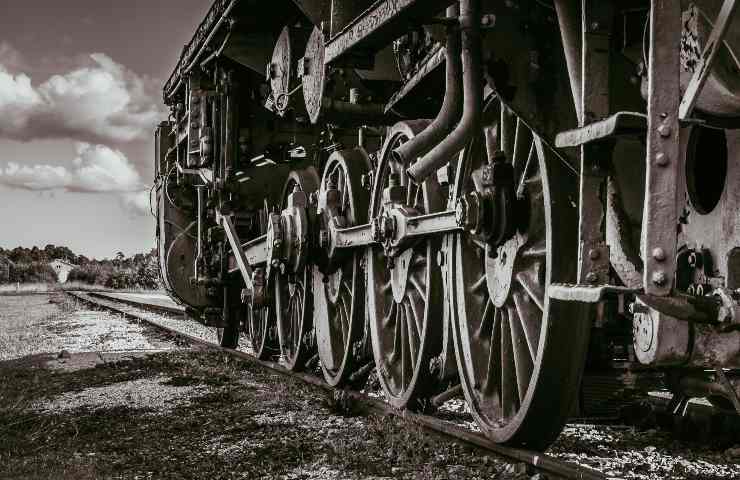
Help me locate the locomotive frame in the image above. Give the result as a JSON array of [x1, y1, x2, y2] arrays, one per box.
[[155, 0, 740, 449]]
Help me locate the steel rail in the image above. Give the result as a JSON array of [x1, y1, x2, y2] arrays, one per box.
[[66, 290, 606, 480]]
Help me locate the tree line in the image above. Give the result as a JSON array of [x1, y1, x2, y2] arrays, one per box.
[[0, 245, 160, 290]]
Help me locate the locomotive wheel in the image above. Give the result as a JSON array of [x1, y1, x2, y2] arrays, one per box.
[[449, 97, 590, 449], [367, 121, 445, 410], [247, 295, 278, 360], [313, 150, 371, 387], [275, 167, 320, 371]]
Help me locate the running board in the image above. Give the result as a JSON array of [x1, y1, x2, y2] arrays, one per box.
[[549, 283, 640, 303], [555, 112, 647, 148]]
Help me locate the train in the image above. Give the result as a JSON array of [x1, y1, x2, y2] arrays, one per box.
[[154, 0, 740, 449]]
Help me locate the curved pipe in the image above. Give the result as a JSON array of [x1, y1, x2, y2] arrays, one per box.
[[407, 0, 482, 183], [392, 5, 462, 166]]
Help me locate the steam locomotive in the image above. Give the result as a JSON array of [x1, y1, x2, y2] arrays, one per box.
[[155, 0, 740, 449]]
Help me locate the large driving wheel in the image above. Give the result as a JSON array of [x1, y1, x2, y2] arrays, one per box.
[[275, 167, 320, 371], [449, 97, 590, 449], [367, 121, 446, 409], [313, 149, 371, 387]]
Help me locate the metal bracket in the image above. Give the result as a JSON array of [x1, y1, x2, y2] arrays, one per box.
[[679, 0, 739, 121], [549, 283, 640, 303], [642, 0, 682, 296], [576, 0, 614, 286]]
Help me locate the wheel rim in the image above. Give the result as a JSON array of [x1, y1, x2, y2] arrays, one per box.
[[449, 97, 589, 448], [367, 121, 444, 409], [247, 300, 277, 360], [275, 168, 319, 370], [313, 150, 370, 386]]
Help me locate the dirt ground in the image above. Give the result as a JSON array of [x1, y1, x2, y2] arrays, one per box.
[[0, 350, 523, 480], [0, 295, 523, 479]]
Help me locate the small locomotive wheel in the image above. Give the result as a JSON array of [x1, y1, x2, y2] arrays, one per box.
[[449, 96, 589, 449], [313, 150, 371, 386], [247, 298, 278, 360], [367, 121, 446, 410], [275, 167, 320, 371]]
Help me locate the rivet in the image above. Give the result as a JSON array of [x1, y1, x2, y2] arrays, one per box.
[[652, 248, 666, 261], [658, 124, 671, 138], [586, 272, 598, 284], [652, 271, 667, 286], [588, 249, 600, 260], [655, 152, 669, 166]]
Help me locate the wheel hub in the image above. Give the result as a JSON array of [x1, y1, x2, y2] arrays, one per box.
[[390, 248, 414, 303], [266, 187, 310, 275], [326, 267, 343, 304], [486, 236, 522, 308]]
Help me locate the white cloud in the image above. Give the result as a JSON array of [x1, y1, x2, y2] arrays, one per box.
[[0, 142, 143, 193], [0, 51, 163, 144], [120, 190, 152, 218]]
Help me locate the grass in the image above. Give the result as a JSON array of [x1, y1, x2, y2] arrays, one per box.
[[0, 351, 509, 479], [0, 282, 164, 296]]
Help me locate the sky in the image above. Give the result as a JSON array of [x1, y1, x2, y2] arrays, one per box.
[[0, 0, 212, 259]]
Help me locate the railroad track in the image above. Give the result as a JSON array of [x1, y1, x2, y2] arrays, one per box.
[[66, 290, 607, 480]]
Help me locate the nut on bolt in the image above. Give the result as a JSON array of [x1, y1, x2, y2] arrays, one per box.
[[652, 271, 667, 286]]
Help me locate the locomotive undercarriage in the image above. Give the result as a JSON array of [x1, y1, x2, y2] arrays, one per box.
[[155, 0, 740, 449]]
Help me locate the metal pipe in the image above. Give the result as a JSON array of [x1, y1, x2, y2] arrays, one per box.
[[407, 0, 482, 183], [553, 0, 583, 124], [393, 5, 462, 165]]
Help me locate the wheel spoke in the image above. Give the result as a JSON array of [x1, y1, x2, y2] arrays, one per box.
[[382, 301, 397, 328], [512, 118, 533, 173], [508, 305, 534, 402], [405, 290, 424, 340], [409, 272, 426, 299], [474, 296, 494, 340], [471, 275, 487, 293], [500, 310, 519, 419], [404, 299, 421, 349], [482, 308, 501, 395], [515, 270, 545, 312], [512, 291, 541, 361]]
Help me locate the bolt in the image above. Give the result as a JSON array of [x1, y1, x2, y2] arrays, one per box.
[[273, 239, 282, 248], [652, 247, 666, 261], [652, 271, 667, 286], [590, 21, 600, 31], [585, 272, 598, 284], [280, 263, 287, 275], [437, 250, 445, 267], [588, 249, 600, 261], [658, 124, 671, 138], [271, 259, 280, 268], [655, 152, 669, 167], [688, 252, 698, 268]]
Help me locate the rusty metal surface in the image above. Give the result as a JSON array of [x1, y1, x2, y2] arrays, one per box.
[[324, 0, 455, 66], [576, 0, 613, 287], [642, 0, 682, 296]]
